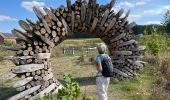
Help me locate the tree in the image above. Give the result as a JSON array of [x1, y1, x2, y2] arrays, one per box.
[[162, 8, 170, 33]]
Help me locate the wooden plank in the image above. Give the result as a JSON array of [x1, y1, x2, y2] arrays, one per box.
[[112, 51, 132, 55], [89, 17, 98, 33], [100, 9, 110, 27], [110, 33, 126, 42], [43, 7, 58, 21], [31, 83, 56, 99], [43, 73, 53, 81], [66, 0, 71, 13], [71, 11, 75, 31], [19, 20, 31, 32], [35, 31, 54, 47], [119, 40, 136, 47], [103, 18, 116, 34], [81, 2, 86, 22], [33, 53, 51, 59], [13, 77, 33, 88], [7, 85, 41, 100], [0, 71, 16, 81], [12, 64, 44, 73]]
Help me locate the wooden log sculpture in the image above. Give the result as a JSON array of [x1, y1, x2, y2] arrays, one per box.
[[0, 0, 147, 99]]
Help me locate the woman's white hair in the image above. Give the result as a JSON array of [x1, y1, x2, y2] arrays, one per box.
[[97, 43, 107, 54]]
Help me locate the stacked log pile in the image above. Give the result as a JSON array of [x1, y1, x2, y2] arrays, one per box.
[[0, 0, 147, 99]]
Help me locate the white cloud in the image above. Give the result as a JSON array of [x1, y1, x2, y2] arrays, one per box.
[[0, 15, 17, 21], [136, 2, 146, 6], [143, 5, 170, 15], [21, 0, 45, 12], [128, 14, 142, 22], [119, 2, 135, 8], [145, 21, 161, 25]]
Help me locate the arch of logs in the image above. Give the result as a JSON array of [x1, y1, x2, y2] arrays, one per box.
[[0, 0, 147, 99]]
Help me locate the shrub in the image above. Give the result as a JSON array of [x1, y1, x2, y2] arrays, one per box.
[[147, 31, 160, 55], [3, 39, 15, 46], [57, 74, 81, 100]]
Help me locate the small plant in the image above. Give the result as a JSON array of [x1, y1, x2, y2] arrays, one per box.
[[3, 39, 15, 46], [57, 74, 81, 100], [148, 31, 160, 55]]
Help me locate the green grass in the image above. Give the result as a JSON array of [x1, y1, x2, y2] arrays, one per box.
[[109, 66, 156, 100]]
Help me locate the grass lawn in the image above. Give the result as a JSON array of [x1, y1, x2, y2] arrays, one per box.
[[0, 56, 156, 100]]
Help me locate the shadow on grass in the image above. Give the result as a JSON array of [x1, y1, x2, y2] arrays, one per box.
[[58, 76, 96, 86], [0, 86, 18, 100]]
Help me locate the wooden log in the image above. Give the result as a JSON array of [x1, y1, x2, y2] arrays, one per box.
[[71, 11, 75, 31], [16, 86, 25, 92], [52, 84, 63, 94], [12, 64, 44, 73], [66, 0, 71, 13], [100, 9, 110, 27], [13, 77, 33, 88], [43, 73, 54, 81], [33, 53, 51, 59], [123, 9, 130, 20], [127, 22, 136, 29], [110, 33, 126, 42], [112, 68, 128, 77], [89, 17, 98, 33], [109, 0, 116, 10], [103, 18, 116, 34], [115, 8, 124, 18], [34, 31, 54, 47], [136, 61, 148, 66], [31, 83, 56, 100], [12, 29, 31, 43], [0, 71, 16, 81], [124, 67, 137, 76], [43, 7, 58, 21], [119, 40, 136, 47], [81, 2, 86, 22], [61, 17, 72, 36], [19, 20, 31, 32], [112, 51, 132, 55], [87, 8, 92, 24], [7, 85, 41, 100], [33, 7, 51, 34]]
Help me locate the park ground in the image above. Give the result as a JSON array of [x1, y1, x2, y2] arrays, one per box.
[[0, 38, 170, 100]]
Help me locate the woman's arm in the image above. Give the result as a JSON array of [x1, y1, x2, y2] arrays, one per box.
[[96, 62, 102, 72]]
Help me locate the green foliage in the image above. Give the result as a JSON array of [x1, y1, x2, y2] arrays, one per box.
[[3, 39, 15, 46], [57, 74, 81, 100], [147, 31, 160, 55], [162, 9, 170, 33]]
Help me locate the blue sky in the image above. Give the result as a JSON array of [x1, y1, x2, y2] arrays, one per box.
[[0, 0, 170, 33]]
